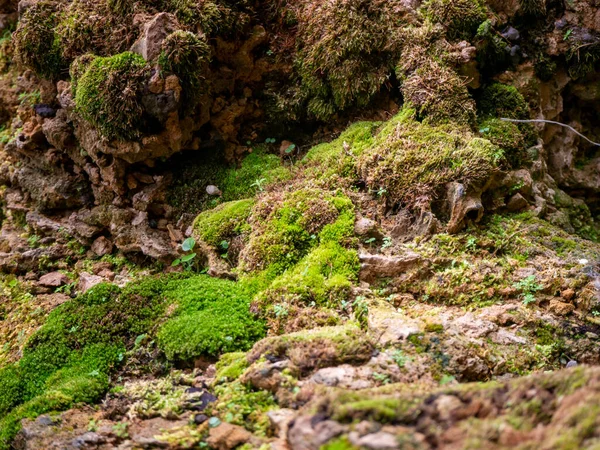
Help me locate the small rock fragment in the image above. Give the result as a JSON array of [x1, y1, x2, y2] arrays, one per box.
[[548, 299, 575, 316], [206, 423, 252, 450], [206, 185, 222, 196], [91, 236, 114, 257], [39, 271, 69, 288], [78, 272, 104, 293]]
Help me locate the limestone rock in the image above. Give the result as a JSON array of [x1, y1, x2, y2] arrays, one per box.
[[206, 423, 252, 450], [130, 12, 179, 62], [77, 272, 104, 293], [38, 271, 69, 288], [91, 236, 114, 257]]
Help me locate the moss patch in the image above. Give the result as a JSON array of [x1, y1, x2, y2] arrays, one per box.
[[193, 199, 254, 248], [422, 0, 487, 41], [72, 52, 149, 141]]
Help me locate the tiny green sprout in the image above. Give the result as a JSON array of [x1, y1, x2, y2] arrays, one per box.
[[564, 29, 573, 41], [284, 143, 296, 154], [365, 237, 377, 246], [377, 187, 387, 197], [466, 237, 477, 251], [381, 236, 393, 249], [479, 127, 490, 134], [265, 138, 276, 144], [181, 237, 196, 252], [220, 240, 230, 250], [251, 178, 267, 192], [172, 237, 199, 271]]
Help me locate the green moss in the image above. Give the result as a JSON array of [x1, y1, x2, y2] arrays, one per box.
[[157, 276, 265, 361], [240, 189, 355, 275], [158, 30, 211, 107], [72, 52, 149, 141], [478, 118, 526, 167], [423, 0, 487, 41], [12, 2, 64, 79], [320, 437, 359, 450], [475, 20, 510, 75], [215, 352, 249, 381], [168, 146, 290, 216], [164, 0, 249, 36], [357, 108, 503, 209], [193, 199, 254, 247], [248, 325, 373, 372], [292, 0, 406, 120], [478, 83, 529, 121], [301, 121, 380, 188], [209, 380, 276, 435], [401, 59, 477, 125], [256, 242, 359, 310]]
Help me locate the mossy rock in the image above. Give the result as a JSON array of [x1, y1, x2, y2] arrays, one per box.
[[422, 0, 487, 41], [292, 0, 410, 120], [72, 52, 149, 141], [478, 83, 529, 120], [247, 325, 373, 373], [357, 108, 503, 210], [157, 275, 265, 361], [255, 242, 359, 310], [12, 1, 65, 79], [193, 199, 254, 248], [239, 189, 355, 275], [478, 118, 526, 167]]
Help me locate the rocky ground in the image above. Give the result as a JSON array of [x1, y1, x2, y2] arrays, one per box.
[[0, 0, 600, 449]]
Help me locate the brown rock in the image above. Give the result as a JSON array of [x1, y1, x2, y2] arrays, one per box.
[[561, 289, 576, 301], [359, 251, 424, 283], [130, 12, 179, 62], [39, 271, 69, 288], [91, 236, 114, 257], [206, 423, 251, 450], [549, 299, 575, 316], [506, 193, 529, 212], [78, 272, 104, 293]]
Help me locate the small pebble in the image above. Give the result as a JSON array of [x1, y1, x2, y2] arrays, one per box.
[[206, 185, 222, 196], [566, 360, 578, 368]]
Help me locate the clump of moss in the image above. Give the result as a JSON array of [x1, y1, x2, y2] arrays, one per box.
[[165, 0, 250, 36], [239, 189, 355, 275], [478, 118, 526, 167], [357, 108, 503, 210], [256, 242, 359, 311], [478, 83, 529, 120], [168, 146, 290, 216], [12, 1, 64, 79], [72, 52, 149, 140], [292, 0, 411, 120], [566, 37, 600, 80], [157, 275, 265, 361], [300, 121, 380, 188], [215, 352, 249, 381], [422, 0, 487, 41], [57, 0, 135, 61], [474, 20, 510, 75], [193, 199, 254, 247], [519, 0, 546, 16], [158, 30, 211, 107], [401, 59, 476, 126]]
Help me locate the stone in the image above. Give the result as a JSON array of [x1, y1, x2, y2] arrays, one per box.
[[561, 289, 576, 301], [548, 299, 575, 316], [38, 271, 69, 288], [359, 251, 424, 283], [91, 236, 114, 257], [206, 423, 252, 450], [353, 432, 399, 450], [268, 409, 296, 438], [354, 217, 382, 238], [206, 185, 222, 196], [566, 360, 578, 368], [287, 415, 346, 450], [435, 395, 464, 421], [506, 193, 529, 212], [130, 12, 179, 62], [77, 272, 104, 293]]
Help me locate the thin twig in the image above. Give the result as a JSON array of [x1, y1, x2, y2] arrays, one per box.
[[500, 118, 600, 147]]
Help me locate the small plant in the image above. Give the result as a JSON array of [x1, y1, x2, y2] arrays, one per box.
[[27, 234, 41, 248], [390, 349, 411, 368], [112, 422, 129, 439], [465, 236, 477, 251], [18, 91, 41, 107], [563, 29, 573, 41], [273, 303, 289, 318], [265, 138, 277, 144], [87, 418, 98, 432], [381, 237, 393, 249], [172, 237, 199, 271], [377, 187, 388, 197], [283, 143, 296, 155], [353, 296, 369, 329], [55, 282, 76, 296], [364, 237, 377, 247], [251, 178, 267, 192], [372, 371, 391, 385], [513, 275, 542, 306]]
